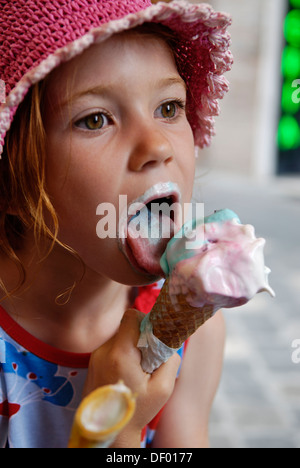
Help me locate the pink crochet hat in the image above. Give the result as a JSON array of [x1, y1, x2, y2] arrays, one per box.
[[0, 0, 233, 157]]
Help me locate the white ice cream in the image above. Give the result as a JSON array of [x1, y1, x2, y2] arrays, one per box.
[[161, 209, 275, 310]]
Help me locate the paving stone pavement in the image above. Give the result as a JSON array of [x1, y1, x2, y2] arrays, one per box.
[[193, 170, 300, 449]]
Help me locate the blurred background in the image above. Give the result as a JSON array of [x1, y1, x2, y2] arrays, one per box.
[[155, 0, 300, 448], [194, 0, 300, 448]]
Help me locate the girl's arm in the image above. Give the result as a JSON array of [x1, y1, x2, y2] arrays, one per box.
[[83, 309, 181, 448], [152, 311, 226, 448]]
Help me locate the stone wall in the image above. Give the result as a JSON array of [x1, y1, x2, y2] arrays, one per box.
[[191, 0, 286, 178]]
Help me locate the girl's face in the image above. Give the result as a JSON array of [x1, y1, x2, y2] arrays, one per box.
[[43, 32, 196, 285]]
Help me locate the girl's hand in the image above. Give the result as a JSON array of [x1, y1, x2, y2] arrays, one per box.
[[83, 308, 180, 447]]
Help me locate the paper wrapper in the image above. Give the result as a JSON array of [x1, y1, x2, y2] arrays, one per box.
[[138, 279, 215, 373]]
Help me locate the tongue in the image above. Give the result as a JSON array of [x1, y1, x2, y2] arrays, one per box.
[[127, 204, 174, 276]]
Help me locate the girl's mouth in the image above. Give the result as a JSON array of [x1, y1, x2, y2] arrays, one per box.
[[118, 182, 181, 277]]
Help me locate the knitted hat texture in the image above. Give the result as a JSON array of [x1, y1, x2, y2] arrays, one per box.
[[0, 0, 233, 156]]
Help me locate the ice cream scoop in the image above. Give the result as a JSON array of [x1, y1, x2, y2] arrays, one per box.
[[163, 209, 274, 309], [138, 209, 275, 373]]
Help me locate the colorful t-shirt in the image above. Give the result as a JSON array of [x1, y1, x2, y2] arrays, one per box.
[[0, 281, 187, 448]]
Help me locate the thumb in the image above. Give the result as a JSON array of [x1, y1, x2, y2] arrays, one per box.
[[151, 351, 181, 386], [119, 308, 144, 340], [116, 309, 146, 362]]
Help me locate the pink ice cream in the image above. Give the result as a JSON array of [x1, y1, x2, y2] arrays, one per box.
[[161, 209, 275, 311]]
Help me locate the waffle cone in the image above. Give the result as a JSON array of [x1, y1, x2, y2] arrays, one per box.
[[149, 279, 214, 349]]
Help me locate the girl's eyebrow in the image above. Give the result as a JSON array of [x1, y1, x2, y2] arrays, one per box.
[[156, 76, 187, 90], [59, 84, 114, 109], [59, 76, 186, 109]]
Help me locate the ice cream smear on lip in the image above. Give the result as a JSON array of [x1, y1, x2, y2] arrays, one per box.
[[160, 208, 275, 310], [124, 182, 181, 276]]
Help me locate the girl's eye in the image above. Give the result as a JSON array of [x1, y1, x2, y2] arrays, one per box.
[[155, 100, 185, 120], [74, 113, 109, 131], [161, 102, 177, 119]]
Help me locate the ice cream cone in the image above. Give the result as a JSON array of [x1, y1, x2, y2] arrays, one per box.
[[138, 209, 275, 373], [149, 278, 214, 349], [68, 381, 136, 448]]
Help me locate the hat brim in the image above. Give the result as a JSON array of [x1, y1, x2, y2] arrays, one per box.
[[0, 0, 233, 156]]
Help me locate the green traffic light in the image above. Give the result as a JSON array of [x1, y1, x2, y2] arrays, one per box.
[[281, 45, 300, 77], [284, 9, 300, 47], [277, 115, 300, 150]]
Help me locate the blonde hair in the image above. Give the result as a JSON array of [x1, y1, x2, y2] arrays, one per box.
[[0, 81, 59, 297]]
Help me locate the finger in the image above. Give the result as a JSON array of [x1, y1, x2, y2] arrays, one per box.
[[120, 308, 144, 324], [143, 353, 181, 407], [114, 309, 145, 361], [151, 352, 181, 386], [119, 308, 144, 343]]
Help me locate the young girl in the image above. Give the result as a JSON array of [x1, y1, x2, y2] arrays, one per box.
[[0, 0, 232, 448]]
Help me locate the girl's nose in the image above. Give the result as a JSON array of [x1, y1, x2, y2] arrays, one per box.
[[128, 125, 174, 172]]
